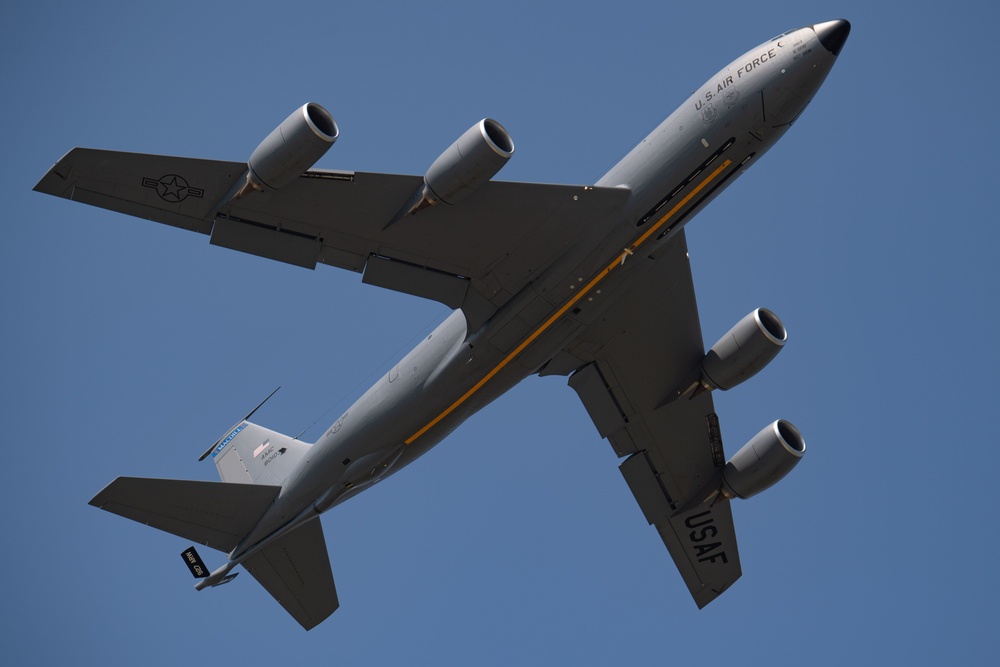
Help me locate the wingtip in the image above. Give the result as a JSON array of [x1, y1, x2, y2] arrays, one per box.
[[33, 147, 83, 196], [88, 476, 123, 508]]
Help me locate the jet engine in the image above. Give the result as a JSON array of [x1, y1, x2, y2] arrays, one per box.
[[397, 119, 514, 219], [243, 103, 339, 193], [722, 420, 805, 499], [424, 118, 514, 205], [700, 308, 787, 391]]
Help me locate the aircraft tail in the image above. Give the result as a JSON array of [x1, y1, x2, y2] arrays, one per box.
[[209, 421, 311, 485], [88, 419, 306, 552], [90, 476, 341, 629], [89, 477, 281, 553], [90, 420, 338, 629]]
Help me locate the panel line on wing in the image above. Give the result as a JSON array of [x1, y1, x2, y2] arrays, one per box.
[[216, 212, 323, 242], [404, 159, 733, 446]]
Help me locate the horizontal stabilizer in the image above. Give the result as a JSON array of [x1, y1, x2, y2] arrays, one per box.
[[243, 517, 338, 630], [90, 477, 280, 553]]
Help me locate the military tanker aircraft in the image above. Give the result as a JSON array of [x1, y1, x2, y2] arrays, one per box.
[[35, 19, 849, 629]]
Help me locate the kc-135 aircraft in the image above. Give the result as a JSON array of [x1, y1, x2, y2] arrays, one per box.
[[35, 20, 849, 629]]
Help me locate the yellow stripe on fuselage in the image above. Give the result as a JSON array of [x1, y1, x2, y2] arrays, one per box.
[[404, 158, 734, 446]]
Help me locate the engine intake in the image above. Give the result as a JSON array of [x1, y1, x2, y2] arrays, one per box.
[[722, 420, 805, 499], [424, 118, 514, 205], [701, 308, 786, 391], [244, 103, 339, 193], [393, 119, 513, 222]]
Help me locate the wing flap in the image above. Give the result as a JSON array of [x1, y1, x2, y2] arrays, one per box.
[[362, 253, 470, 309], [210, 215, 322, 269], [89, 477, 280, 553], [243, 518, 339, 631]]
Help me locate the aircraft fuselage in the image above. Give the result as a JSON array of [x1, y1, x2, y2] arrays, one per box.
[[230, 22, 845, 565]]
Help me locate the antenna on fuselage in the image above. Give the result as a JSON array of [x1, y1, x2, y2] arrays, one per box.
[[198, 386, 282, 461]]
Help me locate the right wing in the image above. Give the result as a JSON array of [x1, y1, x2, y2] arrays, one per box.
[[242, 518, 339, 631], [562, 231, 742, 607], [35, 148, 630, 329]]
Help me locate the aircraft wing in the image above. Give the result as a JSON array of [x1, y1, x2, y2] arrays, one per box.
[[242, 517, 339, 631], [34, 148, 630, 328], [562, 230, 742, 607]]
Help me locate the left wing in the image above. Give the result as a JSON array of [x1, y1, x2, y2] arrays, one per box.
[[35, 148, 629, 328], [561, 231, 742, 607]]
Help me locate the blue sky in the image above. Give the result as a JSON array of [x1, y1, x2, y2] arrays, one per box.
[[3, 1, 998, 664]]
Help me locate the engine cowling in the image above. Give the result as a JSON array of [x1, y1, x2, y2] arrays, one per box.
[[701, 308, 787, 391], [246, 103, 339, 191], [423, 118, 514, 205], [722, 420, 805, 499]]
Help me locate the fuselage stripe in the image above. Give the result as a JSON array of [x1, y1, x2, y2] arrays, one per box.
[[636, 138, 735, 228], [403, 158, 734, 445]]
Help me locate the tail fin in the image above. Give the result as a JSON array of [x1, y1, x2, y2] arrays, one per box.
[[210, 421, 310, 485], [89, 477, 280, 553]]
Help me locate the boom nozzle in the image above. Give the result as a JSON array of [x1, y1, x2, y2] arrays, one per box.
[[194, 563, 239, 590]]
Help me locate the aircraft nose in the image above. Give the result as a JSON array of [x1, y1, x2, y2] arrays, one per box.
[[813, 19, 851, 56]]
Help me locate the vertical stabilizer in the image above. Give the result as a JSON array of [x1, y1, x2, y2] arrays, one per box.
[[210, 421, 311, 485]]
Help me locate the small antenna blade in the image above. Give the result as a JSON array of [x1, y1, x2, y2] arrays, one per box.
[[198, 386, 282, 461]]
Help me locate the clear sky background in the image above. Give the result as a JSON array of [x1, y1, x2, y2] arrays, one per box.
[[3, 1, 998, 664]]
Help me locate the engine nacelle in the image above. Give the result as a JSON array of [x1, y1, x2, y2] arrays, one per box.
[[722, 420, 805, 499], [423, 118, 514, 205], [701, 308, 787, 391], [246, 103, 339, 191]]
